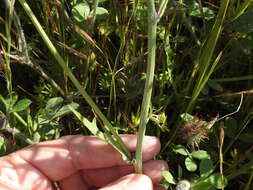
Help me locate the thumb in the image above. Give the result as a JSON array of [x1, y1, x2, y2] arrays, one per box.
[[100, 174, 153, 190]]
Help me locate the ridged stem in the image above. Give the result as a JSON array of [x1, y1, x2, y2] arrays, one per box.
[[135, 0, 158, 173]]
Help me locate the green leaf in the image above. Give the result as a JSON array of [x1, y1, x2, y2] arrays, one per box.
[[191, 150, 210, 160], [91, 7, 109, 20], [162, 170, 177, 184], [173, 145, 190, 156], [27, 112, 34, 130], [189, 3, 215, 20], [69, 107, 130, 164], [207, 173, 228, 189], [45, 97, 63, 110], [40, 97, 63, 120], [161, 180, 172, 189], [185, 157, 197, 172], [180, 113, 194, 123], [69, 106, 105, 139], [230, 12, 253, 33], [52, 102, 79, 119], [72, 1, 90, 22], [192, 181, 215, 190], [12, 99, 32, 112], [5, 92, 18, 109], [200, 159, 214, 177], [0, 96, 7, 114], [0, 136, 6, 156]]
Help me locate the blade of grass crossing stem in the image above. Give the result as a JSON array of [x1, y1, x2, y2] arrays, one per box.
[[5, 0, 16, 93], [69, 107, 132, 162], [18, 0, 131, 162], [186, 0, 230, 113]]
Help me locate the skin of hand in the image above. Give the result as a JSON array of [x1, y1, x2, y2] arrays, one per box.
[[0, 135, 168, 190]]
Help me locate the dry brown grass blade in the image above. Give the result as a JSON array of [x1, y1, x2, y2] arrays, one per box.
[[0, 50, 66, 97], [56, 41, 88, 60], [214, 89, 253, 97]]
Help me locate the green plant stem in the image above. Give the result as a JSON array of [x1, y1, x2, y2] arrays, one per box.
[[186, 0, 230, 113], [157, 0, 169, 18], [13, 112, 27, 127], [219, 127, 225, 190], [135, 0, 158, 173], [224, 113, 253, 155], [135, 0, 170, 173], [108, 35, 125, 119], [91, 0, 99, 26], [18, 0, 131, 161], [211, 75, 253, 82], [244, 170, 253, 190], [0, 95, 30, 140], [197, 0, 206, 35], [4, 0, 15, 93], [230, 0, 253, 21], [4, 126, 34, 144], [227, 159, 253, 180]]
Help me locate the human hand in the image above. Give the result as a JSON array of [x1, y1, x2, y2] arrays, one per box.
[[0, 135, 168, 190]]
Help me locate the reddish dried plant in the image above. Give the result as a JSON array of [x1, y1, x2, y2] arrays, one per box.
[[0, 63, 4, 70], [181, 115, 218, 148]]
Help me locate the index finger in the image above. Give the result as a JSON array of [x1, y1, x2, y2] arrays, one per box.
[[12, 135, 160, 181]]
